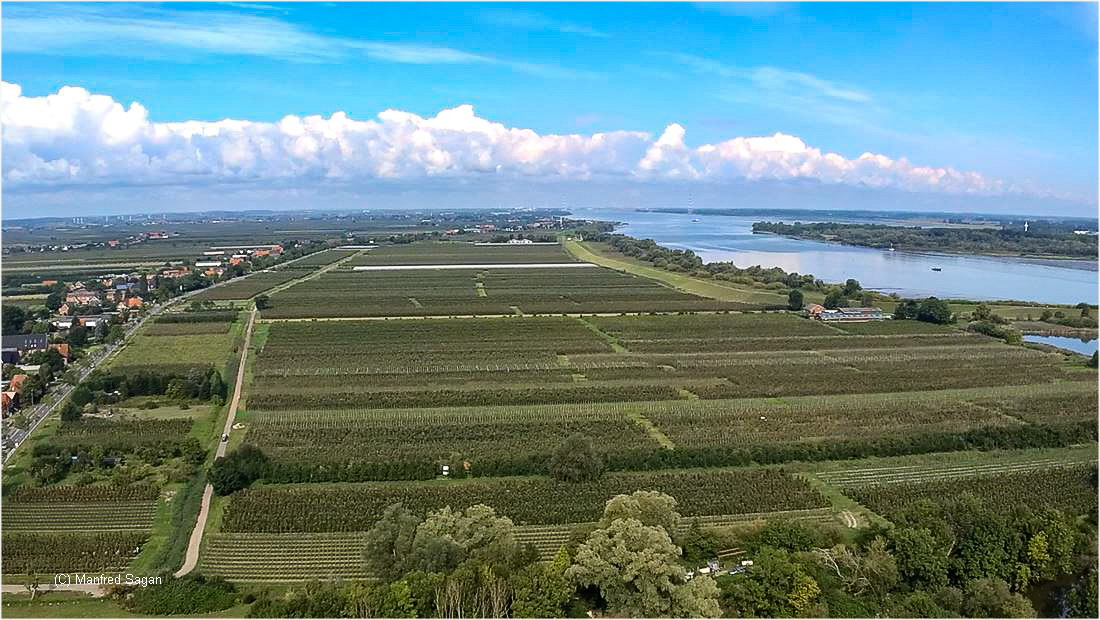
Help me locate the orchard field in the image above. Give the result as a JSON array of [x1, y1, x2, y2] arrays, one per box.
[[193, 242, 1098, 581], [5, 239, 1095, 586]]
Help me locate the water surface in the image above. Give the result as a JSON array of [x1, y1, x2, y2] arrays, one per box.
[[579, 208, 1098, 305], [1022, 335, 1098, 356]]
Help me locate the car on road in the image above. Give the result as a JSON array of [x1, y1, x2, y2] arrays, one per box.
[[221, 433, 229, 442]]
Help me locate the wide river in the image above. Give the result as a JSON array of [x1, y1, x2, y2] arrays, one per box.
[[578, 208, 1098, 305]]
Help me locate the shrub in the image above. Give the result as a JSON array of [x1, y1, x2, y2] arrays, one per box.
[[115, 574, 237, 615]]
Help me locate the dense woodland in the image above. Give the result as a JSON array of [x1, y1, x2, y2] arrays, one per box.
[[752, 222, 1099, 258]]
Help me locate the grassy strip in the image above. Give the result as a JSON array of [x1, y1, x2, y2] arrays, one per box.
[[564, 239, 786, 306]]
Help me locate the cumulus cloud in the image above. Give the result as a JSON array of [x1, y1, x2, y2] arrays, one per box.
[[1, 81, 1027, 197]]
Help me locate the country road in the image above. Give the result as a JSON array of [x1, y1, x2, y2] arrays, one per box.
[[174, 308, 257, 578], [1, 248, 326, 465]]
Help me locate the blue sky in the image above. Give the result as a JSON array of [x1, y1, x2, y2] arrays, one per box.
[[1, 1, 1097, 217]]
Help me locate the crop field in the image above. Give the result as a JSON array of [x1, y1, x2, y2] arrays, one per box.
[[222, 468, 827, 532], [260, 265, 745, 318], [285, 248, 360, 267], [190, 270, 306, 301], [254, 317, 609, 375], [247, 405, 657, 468], [844, 464, 1097, 517], [346, 241, 575, 266], [2, 531, 150, 574], [1, 242, 217, 268], [109, 326, 238, 375], [145, 321, 233, 335], [827, 320, 957, 335], [201, 507, 840, 581]]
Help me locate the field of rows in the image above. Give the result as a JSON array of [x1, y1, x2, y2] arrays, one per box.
[[222, 468, 827, 532], [346, 242, 575, 266], [261, 266, 745, 318], [2, 501, 159, 531], [814, 443, 1099, 487], [201, 507, 838, 581], [2, 531, 149, 574], [248, 405, 656, 467], [190, 270, 306, 301], [285, 248, 360, 267], [828, 320, 957, 335], [845, 465, 1098, 517], [145, 322, 232, 336]]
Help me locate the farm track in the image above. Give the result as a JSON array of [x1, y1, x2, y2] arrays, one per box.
[[175, 308, 257, 578], [259, 249, 365, 297]]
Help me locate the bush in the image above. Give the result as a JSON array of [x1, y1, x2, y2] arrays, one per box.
[[115, 574, 236, 615], [210, 445, 270, 495], [547, 433, 604, 483]]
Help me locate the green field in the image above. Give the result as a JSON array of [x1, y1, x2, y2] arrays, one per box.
[[346, 241, 576, 266]]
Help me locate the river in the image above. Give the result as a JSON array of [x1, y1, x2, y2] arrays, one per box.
[[1022, 335, 1098, 356], [577, 208, 1098, 305]]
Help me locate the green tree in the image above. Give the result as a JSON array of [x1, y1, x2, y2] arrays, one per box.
[[823, 289, 846, 309], [719, 547, 820, 617], [547, 433, 604, 483], [67, 325, 88, 347], [45, 292, 64, 312], [2, 305, 27, 335], [254, 294, 270, 310], [889, 526, 949, 591], [567, 518, 720, 617], [916, 297, 953, 324], [600, 490, 681, 534], [787, 289, 804, 310], [363, 503, 422, 581], [209, 445, 269, 495], [842, 278, 862, 296], [511, 547, 574, 617], [405, 504, 521, 575], [1068, 567, 1099, 619], [961, 578, 1035, 618]]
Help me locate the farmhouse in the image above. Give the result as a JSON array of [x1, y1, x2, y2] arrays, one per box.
[[805, 304, 887, 322]]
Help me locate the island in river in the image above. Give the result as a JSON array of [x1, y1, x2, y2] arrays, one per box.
[[751, 221, 1099, 260]]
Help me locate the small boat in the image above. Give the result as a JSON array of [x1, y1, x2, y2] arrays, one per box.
[[692, 218, 700, 222], [931, 267, 942, 272]]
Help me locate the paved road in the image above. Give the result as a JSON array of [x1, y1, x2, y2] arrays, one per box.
[[0, 583, 106, 597], [174, 308, 257, 578], [0, 256, 307, 465]]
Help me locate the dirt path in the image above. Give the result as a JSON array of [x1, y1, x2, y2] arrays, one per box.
[[174, 308, 257, 578]]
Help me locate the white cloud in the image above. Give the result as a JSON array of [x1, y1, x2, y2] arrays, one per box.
[[1, 4, 588, 77], [1, 81, 1040, 198], [480, 9, 610, 38]]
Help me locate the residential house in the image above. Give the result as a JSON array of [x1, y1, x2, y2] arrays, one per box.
[[1, 349, 19, 365], [2, 391, 18, 415], [126, 297, 145, 309], [1, 334, 48, 356], [9, 374, 29, 393], [66, 290, 100, 305], [58, 303, 72, 316], [50, 316, 76, 329], [49, 343, 72, 361]]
